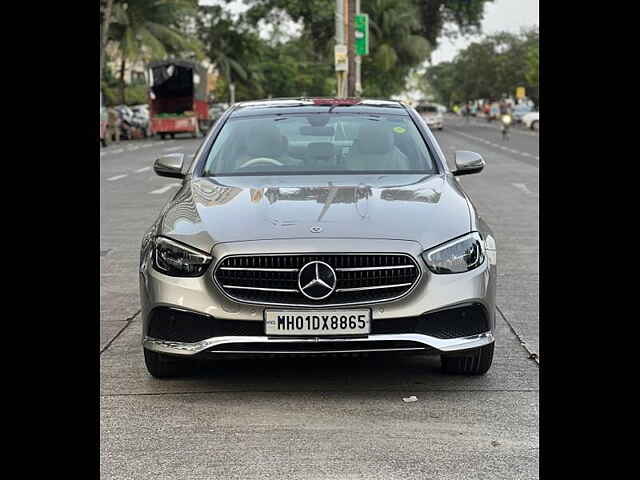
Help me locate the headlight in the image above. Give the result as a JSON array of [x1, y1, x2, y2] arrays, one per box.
[[153, 236, 212, 277], [422, 232, 484, 274]]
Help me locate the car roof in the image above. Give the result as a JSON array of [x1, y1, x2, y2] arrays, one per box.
[[230, 97, 409, 117]]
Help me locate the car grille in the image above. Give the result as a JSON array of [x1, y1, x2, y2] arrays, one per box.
[[213, 254, 421, 306]]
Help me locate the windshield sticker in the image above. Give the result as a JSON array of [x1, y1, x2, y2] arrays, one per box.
[[393, 126, 406, 134]]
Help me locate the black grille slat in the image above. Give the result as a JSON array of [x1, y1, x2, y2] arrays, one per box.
[[214, 254, 420, 306], [372, 304, 489, 339]]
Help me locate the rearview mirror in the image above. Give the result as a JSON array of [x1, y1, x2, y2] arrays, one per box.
[[154, 153, 185, 178], [453, 151, 485, 176]]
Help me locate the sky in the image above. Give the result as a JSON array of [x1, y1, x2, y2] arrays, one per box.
[[199, 0, 539, 65], [430, 0, 539, 64]]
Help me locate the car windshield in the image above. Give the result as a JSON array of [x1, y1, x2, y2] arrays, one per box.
[[417, 106, 438, 114], [202, 113, 438, 176]]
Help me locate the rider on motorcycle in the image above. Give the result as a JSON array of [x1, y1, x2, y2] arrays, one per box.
[[500, 101, 512, 141]]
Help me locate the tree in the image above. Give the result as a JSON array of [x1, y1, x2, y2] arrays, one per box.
[[362, 0, 431, 97], [414, 0, 495, 49], [425, 28, 539, 107], [108, 0, 203, 103]]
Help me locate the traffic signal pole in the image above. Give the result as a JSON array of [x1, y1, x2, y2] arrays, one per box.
[[335, 0, 347, 97], [347, 0, 356, 97], [355, 0, 362, 96]]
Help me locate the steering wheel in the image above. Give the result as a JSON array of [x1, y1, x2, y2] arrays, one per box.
[[238, 157, 284, 169]]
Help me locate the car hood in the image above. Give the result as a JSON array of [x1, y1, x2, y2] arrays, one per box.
[[160, 174, 472, 253]]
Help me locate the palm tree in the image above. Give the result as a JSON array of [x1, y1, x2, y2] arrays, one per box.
[[108, 0, 204, 104], [363, 0, 431, 97]]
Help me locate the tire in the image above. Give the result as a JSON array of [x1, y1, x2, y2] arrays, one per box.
[[440, 342, 494, 375], [143, 348, 194, 378], [170, 133, 175, 139], [160, 133, 166, 140], [101, 138, 107, 148], [531, 120, 539, 131]]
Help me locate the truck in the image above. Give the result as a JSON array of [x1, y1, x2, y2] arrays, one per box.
[[148, 59, 211, 139]]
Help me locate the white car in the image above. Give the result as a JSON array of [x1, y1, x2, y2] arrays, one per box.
[[522, 112, 539, 131], [416, 104, 443, 130]]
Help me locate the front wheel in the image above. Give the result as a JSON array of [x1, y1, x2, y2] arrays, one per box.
[[531, 120, 539, 131], [440, 342, 494, 375], [143, 348, 194, 378]]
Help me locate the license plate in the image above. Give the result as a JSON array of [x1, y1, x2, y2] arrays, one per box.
[[265, 310, 370, 336]]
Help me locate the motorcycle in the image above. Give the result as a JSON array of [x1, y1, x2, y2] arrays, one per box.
[[501, 114, 512, 141]]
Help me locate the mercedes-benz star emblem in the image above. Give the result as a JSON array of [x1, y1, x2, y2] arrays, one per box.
[[310, 225, 323, 233], [298, 261, 337, 300]]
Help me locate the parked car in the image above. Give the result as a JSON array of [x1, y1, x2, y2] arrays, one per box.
[[139, 97, 497, 378], [415, 104, 443, 130], [512, 104, 533, 123], [115, 105, 148, 139], [522, 111, 539, 131], [131, 105, 151, 137], [208, 103, 227, 123]]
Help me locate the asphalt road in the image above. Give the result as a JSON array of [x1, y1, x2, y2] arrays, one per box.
[[100, 117, 539, 480]]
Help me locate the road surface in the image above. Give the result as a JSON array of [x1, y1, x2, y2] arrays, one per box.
[[100, 117, 539, 479]]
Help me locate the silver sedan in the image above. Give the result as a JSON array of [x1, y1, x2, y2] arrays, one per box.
[[139, 98, 497, 377]]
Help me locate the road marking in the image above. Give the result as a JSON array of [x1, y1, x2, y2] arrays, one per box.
[[135, 166, 152, 173], [512, 183, 534, 195], [127, 145, 140, 151], [141, 144, 153, 148], [111, 148, 124, 154], [150, 183, 181, 194], [163, 146, 182, 152], [107, 174, 127, 181]]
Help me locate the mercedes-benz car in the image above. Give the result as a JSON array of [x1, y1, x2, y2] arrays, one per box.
[[139, 98, 497, 378]]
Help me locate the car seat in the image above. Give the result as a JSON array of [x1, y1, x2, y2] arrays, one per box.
[[348, 124, 409, 170]]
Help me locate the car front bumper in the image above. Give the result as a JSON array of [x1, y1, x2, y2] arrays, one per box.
[[139, 238, 497, 356]]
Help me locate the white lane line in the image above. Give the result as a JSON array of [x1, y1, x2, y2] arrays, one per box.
[[127, 145, 140, 151], [447, 128, 540, 161], [141, 144, 153, 148], [135, 166, 152, 173], [111, 148, 124, 154], [512, 183, 534, 195], [107, 174, 128, 181], [163, 146, 182, 152], [150, 183, 181, 194]]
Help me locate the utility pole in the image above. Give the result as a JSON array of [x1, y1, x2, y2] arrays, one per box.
[[347, 0, 356, 97], [335, 0, 348, 97]]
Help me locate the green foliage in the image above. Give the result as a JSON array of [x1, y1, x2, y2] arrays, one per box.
[[102, 0, 497, 102], [415, 0, 495, 49], [425, 27, 539, 107], [362, 0, 431, 97]]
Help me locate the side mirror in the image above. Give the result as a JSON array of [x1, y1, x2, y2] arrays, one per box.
[[153, 153, 185, 178], [453, 151, 485, 176]]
